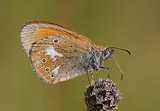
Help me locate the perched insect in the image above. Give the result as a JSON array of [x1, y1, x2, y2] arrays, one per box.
[[20, 21, 130, 84]]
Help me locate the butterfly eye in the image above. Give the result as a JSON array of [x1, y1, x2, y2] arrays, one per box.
[[53, 39, 59, 43], [45, 67, 50, 72], [42, 58, 46, 63]]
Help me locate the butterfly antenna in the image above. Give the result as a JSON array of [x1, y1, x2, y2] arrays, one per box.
[[112, 54, 124, 80], [109, 47, 131, 55]]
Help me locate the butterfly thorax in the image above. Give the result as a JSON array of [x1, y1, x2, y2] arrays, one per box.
[[86, 46, 113, 72], [87, 48, 102, 72]]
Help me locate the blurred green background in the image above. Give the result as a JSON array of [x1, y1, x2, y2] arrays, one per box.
[[0, 0, 160, 111]]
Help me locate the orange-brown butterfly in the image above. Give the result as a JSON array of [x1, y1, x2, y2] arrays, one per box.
[[20, 21, 130, 84]]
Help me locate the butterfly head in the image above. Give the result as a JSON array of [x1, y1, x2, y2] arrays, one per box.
[[103, 47, 114, 60]]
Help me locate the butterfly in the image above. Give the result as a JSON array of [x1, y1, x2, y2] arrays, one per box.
[[20, 21, 130, 84]]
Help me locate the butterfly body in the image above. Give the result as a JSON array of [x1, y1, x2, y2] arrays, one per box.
[[21, 21, 113, 84]]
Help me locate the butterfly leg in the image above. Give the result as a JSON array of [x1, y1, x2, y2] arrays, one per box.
[[100, 66, 110, 79], [91, 72, 94, 81], [87, 71, 91, 86]]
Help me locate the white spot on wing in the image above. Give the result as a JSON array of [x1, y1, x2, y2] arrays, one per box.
[[45, 46, 62, 61], [52, 66, 60, 75]]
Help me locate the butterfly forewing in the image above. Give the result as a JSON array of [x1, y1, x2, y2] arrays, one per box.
[[21, 21, 95, 57]]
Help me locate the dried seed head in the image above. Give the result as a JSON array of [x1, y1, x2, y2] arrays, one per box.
[[85, 78, 122, 111]]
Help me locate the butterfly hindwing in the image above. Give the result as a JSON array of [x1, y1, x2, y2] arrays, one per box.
[[30, 35, 93, 84]]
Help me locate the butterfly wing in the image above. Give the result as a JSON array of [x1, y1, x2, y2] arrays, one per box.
[[20, 21, 97, 84], [30, 35, 93, 84], [20, 21, 95, 56]]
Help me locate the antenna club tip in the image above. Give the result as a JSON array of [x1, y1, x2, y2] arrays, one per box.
[[121, 73, 123, 80], [127, 50, 131, 56]]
